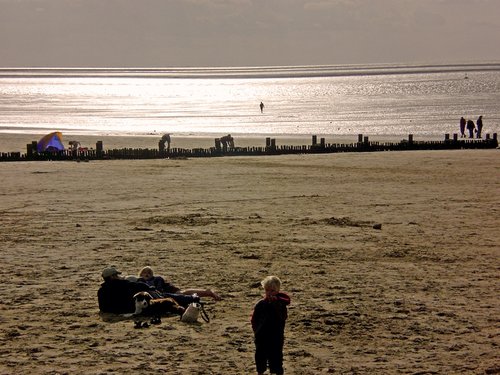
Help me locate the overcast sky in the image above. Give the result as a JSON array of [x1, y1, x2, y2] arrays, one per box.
[[1, 0, 500, 67]]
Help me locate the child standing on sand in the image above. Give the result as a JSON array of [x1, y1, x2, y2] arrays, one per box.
[[251, 276, 291, 375]]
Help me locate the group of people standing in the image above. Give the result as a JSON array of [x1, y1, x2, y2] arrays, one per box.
[[220, 134, 235, 149], [460, 115, 484, 138]]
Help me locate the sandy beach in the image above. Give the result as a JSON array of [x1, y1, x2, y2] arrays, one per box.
[[0, 147, 498, 374]]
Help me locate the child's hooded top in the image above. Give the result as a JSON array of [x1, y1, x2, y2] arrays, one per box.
[[251, 292, 291, 342]]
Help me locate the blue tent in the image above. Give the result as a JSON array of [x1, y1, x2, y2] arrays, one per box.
[[37, 132, 65, 152]]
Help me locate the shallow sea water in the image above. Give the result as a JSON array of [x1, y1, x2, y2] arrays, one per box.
[[0, 63, 499, 139]]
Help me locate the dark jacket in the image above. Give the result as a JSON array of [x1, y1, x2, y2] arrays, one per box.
[[98, 278, 198, 313], [251, 292, 291, 342], [98, 279, 153, 313]]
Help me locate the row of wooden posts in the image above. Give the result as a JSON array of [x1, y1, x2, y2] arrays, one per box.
[[0, 133, 497, 162]]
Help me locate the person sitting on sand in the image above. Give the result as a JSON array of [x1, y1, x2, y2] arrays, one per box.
[[97, 266, 222, 314], [138, 265, 221, 301], [98, 266, 158, 314]]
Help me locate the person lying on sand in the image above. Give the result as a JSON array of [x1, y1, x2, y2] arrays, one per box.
[[98, 266, 220, 314], [138, 265, 221, 301]]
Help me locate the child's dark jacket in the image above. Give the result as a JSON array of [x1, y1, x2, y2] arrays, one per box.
[[251, 292, 291, 342]]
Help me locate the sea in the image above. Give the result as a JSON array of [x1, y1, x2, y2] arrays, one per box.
[[1, 62, 499, 141]]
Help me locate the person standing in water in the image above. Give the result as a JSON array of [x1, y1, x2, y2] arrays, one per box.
[[260, 101, 264, 113]]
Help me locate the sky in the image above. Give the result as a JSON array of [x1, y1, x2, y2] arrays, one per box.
[[1, 0, 500, 68]]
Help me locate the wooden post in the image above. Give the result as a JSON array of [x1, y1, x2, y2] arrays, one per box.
[[320, 138, 325, 148], [312, 135, 317, 145], [159, 140, 165, 155], [408, 134, 413, 145], [358, 134, 363, 143], [266, 137, 271, 147], [32, 141, 38, 153], [364, 136, 369, 144], [270, 138, 276, 149], [445, 133, 450, 141], [453, 133, 458, 142], [215, 139, 221, 152], [27, 144, 33, 157], [96, 141, 103, 158]]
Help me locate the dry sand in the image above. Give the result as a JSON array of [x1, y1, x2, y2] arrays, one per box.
[[0, 148, 498, 374]]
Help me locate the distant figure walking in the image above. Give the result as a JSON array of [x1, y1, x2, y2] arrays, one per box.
[[466, 120, 475, 138], [260, 101, 264, 113], [476, 116, 483, 138], [459, 117, 466, 138]]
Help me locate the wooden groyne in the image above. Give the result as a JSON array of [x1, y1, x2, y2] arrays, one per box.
[[0, 133, 497, 162]]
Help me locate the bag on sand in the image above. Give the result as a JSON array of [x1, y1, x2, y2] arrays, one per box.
[[181, 302, 210, 323]]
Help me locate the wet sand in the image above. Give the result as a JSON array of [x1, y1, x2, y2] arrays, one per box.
[[0, 148, 498, 374], [0, 132, 443, 154]]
